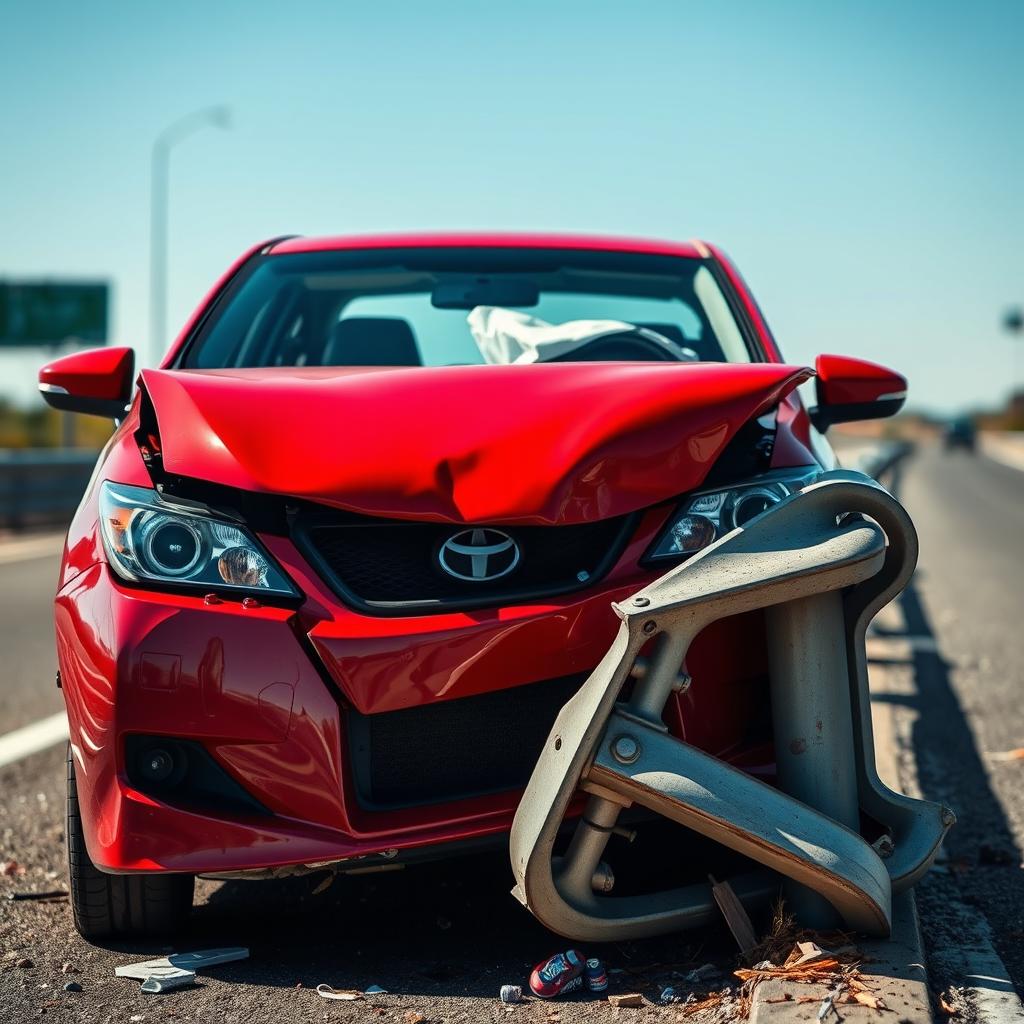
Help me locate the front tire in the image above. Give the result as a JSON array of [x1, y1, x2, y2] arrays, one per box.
[[66, 745, 194, 940]]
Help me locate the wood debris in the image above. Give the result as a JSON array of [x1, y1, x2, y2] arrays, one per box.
[[732, 932, 888, 1018], [988, 747, 1024, 762], [709, 875, 758, 953], [607, 992, 644, 1007]]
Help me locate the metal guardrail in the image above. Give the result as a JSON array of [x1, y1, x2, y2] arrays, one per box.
[[855, 440, 913, 481], [0, 449, 99, 531]]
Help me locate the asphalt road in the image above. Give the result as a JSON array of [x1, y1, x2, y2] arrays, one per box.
[[0, 444, 1021, 1022]]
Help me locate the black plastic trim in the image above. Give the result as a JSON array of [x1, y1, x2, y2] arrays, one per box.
[[124, 735, 271, 817], [290, 510, 640, 617]]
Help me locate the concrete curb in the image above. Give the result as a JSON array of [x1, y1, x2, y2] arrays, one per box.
[[749, 891, 932, 1024]]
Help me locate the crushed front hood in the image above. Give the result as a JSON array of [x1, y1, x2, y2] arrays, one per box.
[[140, 362, 812, 525]]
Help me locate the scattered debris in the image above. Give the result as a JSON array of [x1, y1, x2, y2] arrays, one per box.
[[365, 984, 388, 994], [404, 1012, 426, 1024], [607, 992, 644, 1008], [310, 874, 334, 896], [987, 747, 1024, 762], [939, 990, 959, 1015], [7, 889, 68, 902], [817, 989, 838, 1020], [316, 984, 363, 1001], [1, 859, 21, 876], [733, 930, 889, 1020], [584, 957, 608, 992], [60, 962, 78, 974], [530, 949, 585, 998], [62, 982, 82, 993], [683, 962, 721, 984], [659, 986, 683, 1004], [677, 992, 732, 1017], [141, 973, 197, 994], [116, 947, 248, 994], [709, 875, 758, 952], [791, 941, 829, 967], [15, 958, 33, 969], [499, 984, 523, 1003]]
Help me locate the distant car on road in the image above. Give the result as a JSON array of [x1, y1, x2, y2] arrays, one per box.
[[38, 233, 910, 940], [944, 416, 976, 452]]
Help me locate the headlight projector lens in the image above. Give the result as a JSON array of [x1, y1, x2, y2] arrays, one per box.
[[731, 489, 780, 528], [139, 516, 203, 577]]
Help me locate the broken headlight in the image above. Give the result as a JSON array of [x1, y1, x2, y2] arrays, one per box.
[[646, 466, 821, 563], [98, 482, 299, 597]]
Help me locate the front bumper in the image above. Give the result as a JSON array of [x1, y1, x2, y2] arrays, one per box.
[[55, 545, 672, 874]]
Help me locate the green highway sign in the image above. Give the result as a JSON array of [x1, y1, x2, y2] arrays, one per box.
[[0, 281, 109, 347]]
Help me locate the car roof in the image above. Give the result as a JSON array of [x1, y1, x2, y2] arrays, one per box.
[[269, 232, 710, 260]]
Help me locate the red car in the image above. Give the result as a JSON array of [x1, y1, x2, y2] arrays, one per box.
[[40, 233, 908, 940]]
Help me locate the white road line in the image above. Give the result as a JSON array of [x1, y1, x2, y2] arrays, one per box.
[[0, 533, 65, 565], [0, 711, 68, 769]]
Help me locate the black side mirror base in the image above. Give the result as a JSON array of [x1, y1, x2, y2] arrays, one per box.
[[40, 389, 129, 420], [810, 397, 905, 433]]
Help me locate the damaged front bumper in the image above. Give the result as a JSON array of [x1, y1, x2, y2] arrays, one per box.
[[510, 470, 953, 941]]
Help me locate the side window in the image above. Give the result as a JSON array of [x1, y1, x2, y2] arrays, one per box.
[[693, 267, 751, 364]]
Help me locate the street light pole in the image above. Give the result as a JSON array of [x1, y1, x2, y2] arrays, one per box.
[[149, 106, 231, 368]]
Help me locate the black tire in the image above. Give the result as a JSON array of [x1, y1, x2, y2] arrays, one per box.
[[66, 745, 194, 940]]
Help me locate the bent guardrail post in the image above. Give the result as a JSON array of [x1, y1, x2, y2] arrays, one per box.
[[510, 470, 953, 941]]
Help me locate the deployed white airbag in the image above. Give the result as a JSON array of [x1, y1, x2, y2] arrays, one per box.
[[467, 306, 698, 365]]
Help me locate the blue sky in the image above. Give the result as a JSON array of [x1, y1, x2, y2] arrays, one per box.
[[1, 0, 1021, 412]]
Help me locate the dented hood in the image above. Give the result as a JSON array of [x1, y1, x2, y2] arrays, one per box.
[[139, 363, 812, 525]]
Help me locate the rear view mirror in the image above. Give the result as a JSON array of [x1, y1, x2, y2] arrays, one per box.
[[432, 277, 540, 310], [38, 346, 135, 419], [810, 354, 906, 431]]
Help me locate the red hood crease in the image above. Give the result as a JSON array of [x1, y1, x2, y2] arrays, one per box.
[[139, 363, 812, 526]]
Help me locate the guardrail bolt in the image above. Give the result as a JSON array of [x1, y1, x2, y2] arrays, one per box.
[[611, 735, 641, 764], [633, 596, 650, 607]]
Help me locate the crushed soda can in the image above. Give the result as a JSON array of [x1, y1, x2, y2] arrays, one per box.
[[529, 949, 585, 998], [500, 984, 523, 1003], [585, 957, 608, 992]]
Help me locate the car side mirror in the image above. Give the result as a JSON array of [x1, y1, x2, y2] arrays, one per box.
[[810, 353, 906, 432], [38, 346, 136, 419]]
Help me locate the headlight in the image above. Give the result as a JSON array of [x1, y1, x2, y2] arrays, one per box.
[[645, 466, 821, 563], [99, 482, 299, 597]]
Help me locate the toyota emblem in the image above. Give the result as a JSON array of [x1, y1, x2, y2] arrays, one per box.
[[438, 528, 520, 582]]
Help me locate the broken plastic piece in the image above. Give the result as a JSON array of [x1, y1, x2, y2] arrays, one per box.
[[141, 972, 196, 994], [316, 984, 363, 1001], [115, 947, 249, 986]]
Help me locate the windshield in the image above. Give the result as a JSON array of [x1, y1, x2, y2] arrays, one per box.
[[182, 247, 756, 369]]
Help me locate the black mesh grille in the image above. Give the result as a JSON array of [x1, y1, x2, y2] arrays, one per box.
[[297, 513, 634, 612], [347, 673, 587, 808]]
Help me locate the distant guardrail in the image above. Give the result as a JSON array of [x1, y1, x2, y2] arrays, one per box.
[[0, 449, 99, 531], [855, 440, 913, 481]]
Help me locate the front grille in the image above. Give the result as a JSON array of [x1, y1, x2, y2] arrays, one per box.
[[347, 673, 587, 809], [295, 512, 635, 612]]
